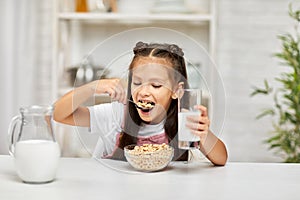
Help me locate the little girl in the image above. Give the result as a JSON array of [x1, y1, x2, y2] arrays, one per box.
[[53, 42, 227, 166]]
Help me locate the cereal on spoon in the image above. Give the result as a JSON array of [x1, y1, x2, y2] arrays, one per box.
[[136, 101, 155, 110]]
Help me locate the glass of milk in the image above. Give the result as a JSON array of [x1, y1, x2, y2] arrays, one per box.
[[178, 89, 202, 150], [8, 105, 60, 184]]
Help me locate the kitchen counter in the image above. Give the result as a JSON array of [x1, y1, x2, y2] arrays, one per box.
[[0, 155, 299, 200]]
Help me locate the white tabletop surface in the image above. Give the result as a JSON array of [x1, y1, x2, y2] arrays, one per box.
[[0, 155, 299, 200]]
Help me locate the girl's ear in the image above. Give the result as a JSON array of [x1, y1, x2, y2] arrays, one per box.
[[172, 82, 184, 99]]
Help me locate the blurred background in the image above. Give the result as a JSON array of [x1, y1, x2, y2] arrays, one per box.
[[0, 0, 294, 162]]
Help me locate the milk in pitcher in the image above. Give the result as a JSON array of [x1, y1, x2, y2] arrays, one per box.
[[14, 140, 60, 183]]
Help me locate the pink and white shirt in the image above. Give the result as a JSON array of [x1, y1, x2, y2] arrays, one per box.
[[88, 102, 168, 159]]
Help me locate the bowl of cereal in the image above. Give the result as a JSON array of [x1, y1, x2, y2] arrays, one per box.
[[124, 143, 174, 172]]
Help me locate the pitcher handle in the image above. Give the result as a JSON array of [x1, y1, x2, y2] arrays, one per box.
[[8, 115, 21, 156]]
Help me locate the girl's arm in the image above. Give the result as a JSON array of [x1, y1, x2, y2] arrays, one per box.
[[199, 130, 228, 166], [53, 82, 94, 127], [53, 79, 126, 127], [186, 105, 228, 166]]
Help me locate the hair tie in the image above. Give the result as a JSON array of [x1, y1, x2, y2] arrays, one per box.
[[168, 44, 184, 57], [133, 41, 149, 54]]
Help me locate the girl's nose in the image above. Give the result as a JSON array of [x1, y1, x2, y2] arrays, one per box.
[[138, 84, 151, 97]]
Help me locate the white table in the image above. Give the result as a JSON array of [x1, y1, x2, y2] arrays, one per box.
[[0, 155, 299, 200]]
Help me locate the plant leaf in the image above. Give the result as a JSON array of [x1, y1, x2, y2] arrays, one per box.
[[256, 109, 275, 119]]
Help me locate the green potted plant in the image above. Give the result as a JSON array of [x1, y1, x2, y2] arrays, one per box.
[[251, 3, 300, 163]]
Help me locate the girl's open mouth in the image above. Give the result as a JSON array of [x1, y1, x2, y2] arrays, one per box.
[[136, 100, 155, 112]]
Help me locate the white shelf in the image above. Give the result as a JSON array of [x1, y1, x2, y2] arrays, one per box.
[[53, 0, 217, 100], [58, 12, 212, 23]]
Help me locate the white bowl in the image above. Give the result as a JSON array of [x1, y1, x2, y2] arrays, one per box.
[[124, 144, 174, 172]]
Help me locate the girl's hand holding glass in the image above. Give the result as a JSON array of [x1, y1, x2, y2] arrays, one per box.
[[185, 105, 210, 145]]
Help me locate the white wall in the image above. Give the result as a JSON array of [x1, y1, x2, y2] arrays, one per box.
[[217, 0, 293, 162], [0, 1, 53, 155], [0, 1, 15, 154]]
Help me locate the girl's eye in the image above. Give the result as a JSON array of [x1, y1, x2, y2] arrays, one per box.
[[133, 82, 141, 86], [152, 84, 162, 88]]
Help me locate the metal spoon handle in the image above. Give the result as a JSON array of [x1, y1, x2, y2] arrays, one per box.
[[128, 99, 141, 108]]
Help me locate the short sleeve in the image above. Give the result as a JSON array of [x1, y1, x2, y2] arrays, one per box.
[[87, 102, 124, 157], [88, 102, 124, 135]]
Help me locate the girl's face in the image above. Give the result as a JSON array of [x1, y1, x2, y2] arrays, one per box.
[[131, 59, 178, 124]]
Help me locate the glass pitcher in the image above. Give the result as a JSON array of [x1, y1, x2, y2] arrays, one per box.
[[8, 105, 60, 183]]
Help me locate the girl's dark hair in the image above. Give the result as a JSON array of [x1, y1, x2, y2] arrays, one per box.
[[111, 42, 189, 161]]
